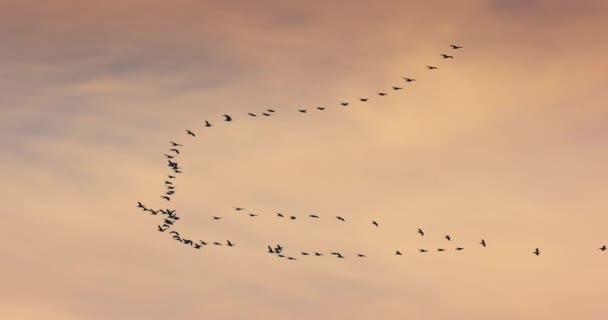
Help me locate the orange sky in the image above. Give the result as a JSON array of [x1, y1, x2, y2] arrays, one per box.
[[2, 0, 608, 319]]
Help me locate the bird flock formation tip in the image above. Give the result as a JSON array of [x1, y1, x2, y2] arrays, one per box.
[[136, 44, 606, 261]]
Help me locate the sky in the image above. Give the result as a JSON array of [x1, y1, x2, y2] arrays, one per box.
[[2, 0, 608, 319]]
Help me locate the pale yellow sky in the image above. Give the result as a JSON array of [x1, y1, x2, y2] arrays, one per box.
[[2, 0, 608, 319]]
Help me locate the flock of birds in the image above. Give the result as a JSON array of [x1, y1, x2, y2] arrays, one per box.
[[136, 44, 607, 261]]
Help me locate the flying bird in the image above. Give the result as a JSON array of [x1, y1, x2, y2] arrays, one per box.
[[233, 207, 244, 211], [309, 214, 319, 218], [402, 77, 416, 82], [262, 113, 271, 116], [186, 130, 195, 137], [392, 86, 402, 90], [378, 92, 387, 96], [395, 250, 403, 256], [290, 216, 296, 220], [164, 154, 175, 159], [301, 252, 310, 256], [426, 66, 438, 70], [164, 180, 173, 185], [298, 109, 307, 113], [267, 246, 274, 253], [248, 113, 257, 117], [170, 149, 180, 154], [600, 245, 607, 251], [417, 228, 424, 236], [437, 248, 445, 252], [158, 225, 168, 232], [204, 120, 213, 127], [169, 141, 182, 147], [213, 242, 222, 246], [212, 216, 222, 220], [359, 98, 368, 102], [223, 115, 232, 121], [287, 257, 297, 260], [341, 102, 349, 106], [317, 107, 325, 110], [419, 249, 428, 253], [137, 202, 145, 209], [161, 196, 170, 201], [227, 240, 235, 247], [441, 54, 454, 58], [167, 175, 175, 179], [199, 241, 208, 246], [277, 254, 285, 258], [193, 243, 202, 249], [357, 254, 366, 257], [267, 109, 275, 113], [450, 44, 463, 49], [445, 235, 451, 241], [183, 240, 193, 245], [163, 219, 174, 225], [249, 213, 258, 217], [372, 221, 379, 227], [336, 216, 345, 222], [277, 213, 284, 217], [314, 252, 323, 256], [456, 247, 464, 251], [480, 239, 487, 247], [533, 248, 540, 256]]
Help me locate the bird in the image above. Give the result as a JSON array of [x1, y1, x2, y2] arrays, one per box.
[[199, 241, 208, 245], [248, 113, 257, 117], [309, 214, 319, 218], [167, 175, 175, 179], [445, 235, 451, 241], [275, 245, 283, 253], [163, 219, 174, 225], [395, 250, 403, 255], [600, 245, 607, 251], [193, 243, 202, 249], [183, 239, 193, 245], [437, 248, 445, 252], [166, 186, 175, 189], [267, 246, 274, 253], [227, 240, 235, 247], [359, 98, 368, 102], [533, 248, 540, 256], [317, 107, 325, 110], [441, 54, 454, 59], [480, 239, 486, 247], [161, 196, 170, 201], [336, 254, 345, 259], [372, 221, 379, 227], [204, 120, 213, 127], [262, 113, 271, 116], [223, 115, 232, 121], [174, 169, 182, 173], [301, 252, 309, 256], [169, 231, 179, 236], [314, 252, 323, 256], [233, 207, 244, 211], [290, 216, 296, 220], [164, 154, 175, 159], [417, 228, 424, 236], [357, 254, 366, 257], [167, 160, 177, 168], [146, 208, 158, 215], [456, 247, 464, 251], [267, 109, 275, 113], [450, 44, 463, 49], [212, 216, 222, 220], [137, 202, 145, 208], [169, 141, 183, 147], [336, 216, 345, 222], [186, 130, 195, 137], [341, 102, 349, 106], [298, 109, 307, 113], [170, 148, 180, 154], [426, 66, 438, 70], [402, 77, 416, 82], [158, 225, 168, 232], [164, 180, 173, 185], [287, 257, 297, 261], [249, 213, 258, 217], [419, 249, 428, 253], [213, 242, 222, 246], [392, 86, 402, 90], [277, 254, 285, 258], [277, 213, 284, 217], [378, 92, 387, 96]]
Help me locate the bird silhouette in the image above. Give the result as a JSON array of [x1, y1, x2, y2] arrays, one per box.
[[301, 252, 309, 256], [205, 120, 213, 127], [233, 207, 244, 211], [317, 107, 325, 110], [248, 113, 257, 117], [426, 66, 438, 70], [277, 213, 284, 217], [169, 231, 179, 236], [600, 245, 607, 251], [249, 213, 258, 217], [357, 254, 366, 257], [163, 219, 174, 225], [298, 109, 307, 113], [437, 248, 445, 252], [167, 175, 175, 179], [267, 246, 274, 253], [186, 130, 195, 137], [166, 186, 175, 189], [402, 77, 416, 82], [372, 221, 379, 227], [223, 115, 232, 121], [392, 86, 402, 90], [314, 252, 323, 256], [480, 239, 486, 247], [137, 202, 145, 208], [170, 141, 183, 147], [417, 228, 424, 236], [158, 225, 168, 232], [262, 113, 271, 116], [395, 250, 403, 255], [419, 249, 428, 253], [277, 254, 285, 258], [450, 44, 463, 49], [378, 92, 387, 96], [456, 247, 464, 251], [193, 243, 202, 249], [441, 54, 454, 58], [212, 216, 222, 220], [164, 154, 175, 159], [183, 239, 193, 246], [309, 214, 319, 218], [336, 216, 345, 222], [170, 148, 180, 154], [445, 235, 451, 241], [199, 241, 208, 245], [290, 216, 296, 220], [533, 248, 540, 256], [167, 161, 177, 168], [267, 109, 275, 113], [287, 257, 297, 260], [341, 102, 349, 106], [164, 180, 173, 185], [213, 242, 222, 246], [359, 98, 368, 102], [161, 196, 170, 201], [227, 240, 235, 247]]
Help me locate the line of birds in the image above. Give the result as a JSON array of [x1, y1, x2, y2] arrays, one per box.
[[136, 43, 606, 261]]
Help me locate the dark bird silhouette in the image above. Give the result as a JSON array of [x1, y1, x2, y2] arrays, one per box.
[[600, 245, 607, 251], [426, 66, 438, 70], [212, 216, 222, 220], [166, 186, 175, 189], [378, 92, 387, 96], [137, 202, 145, 209], [204, 120, 213, 127], [445, 235, 451, 241], [213, 242, 222, 246], [450, 44, 463, 49], [170, 148, 180, 154], [419, 249, 428, 253], [233, 207, 244, 211], [317, 107, 325, 110], [193, 243, 202, 249], [372, 221, 379, 227], [174, 237, 182, 242], [288, 257, 297, 260], [402, 77, 416, 82], [249, 213, 258, 217], [392, 86, 402, 90], [168, 160, 177, 168], [275, 245, 283, 253], [161, 196, 170, 201], [277, 213, 284, 218], [480, 239, 487, 247], [301, 252, 309, 256], [223, 115, 232, 121], [164, 154, 175, 159], [533, 248, 540, 256], [395, 250, 403, 255], [158, 225, 168, 232], [267, 109, 275, 113], [147, 208, 158, 215], [248, 113, 257, 117], [268, 246, 274, 253], [199, 241, 208, 245], [341, 102, 349, 106], [183, 239, 193, 245], [262, 112, 271, 116], [357, 254, 366, 257], [417, 228, 424, 236], [314, 252, 323, 256], [309, 214, 319, 218], [441, 54, 454, 58], [227, 240, 235, 247], [298, 109, 307, 113], [277, 254, 285, 258], [290, 216, 296, 220], [359, 98, 368, 102], [169, 231, 179, 236], [169, 141, 183, 147], [174, 169, 182, 173], [164, 180, 173, 185], [163, 219, 174, 225], [456, 247, 464, 251], [186, 130, 195, 137], [437, 248, 445, 252], [336, 216, 345, 222], [336, 254, 344, 259], [167, 175, 175, 179]]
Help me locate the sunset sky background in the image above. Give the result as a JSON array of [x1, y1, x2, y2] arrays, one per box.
[[2, 0, 608, 319]]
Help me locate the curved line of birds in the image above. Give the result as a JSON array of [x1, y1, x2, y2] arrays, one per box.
[[136, 44, 607, 261]]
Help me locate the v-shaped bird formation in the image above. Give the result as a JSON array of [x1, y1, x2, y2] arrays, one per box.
[[135, 44, 606, 262]]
